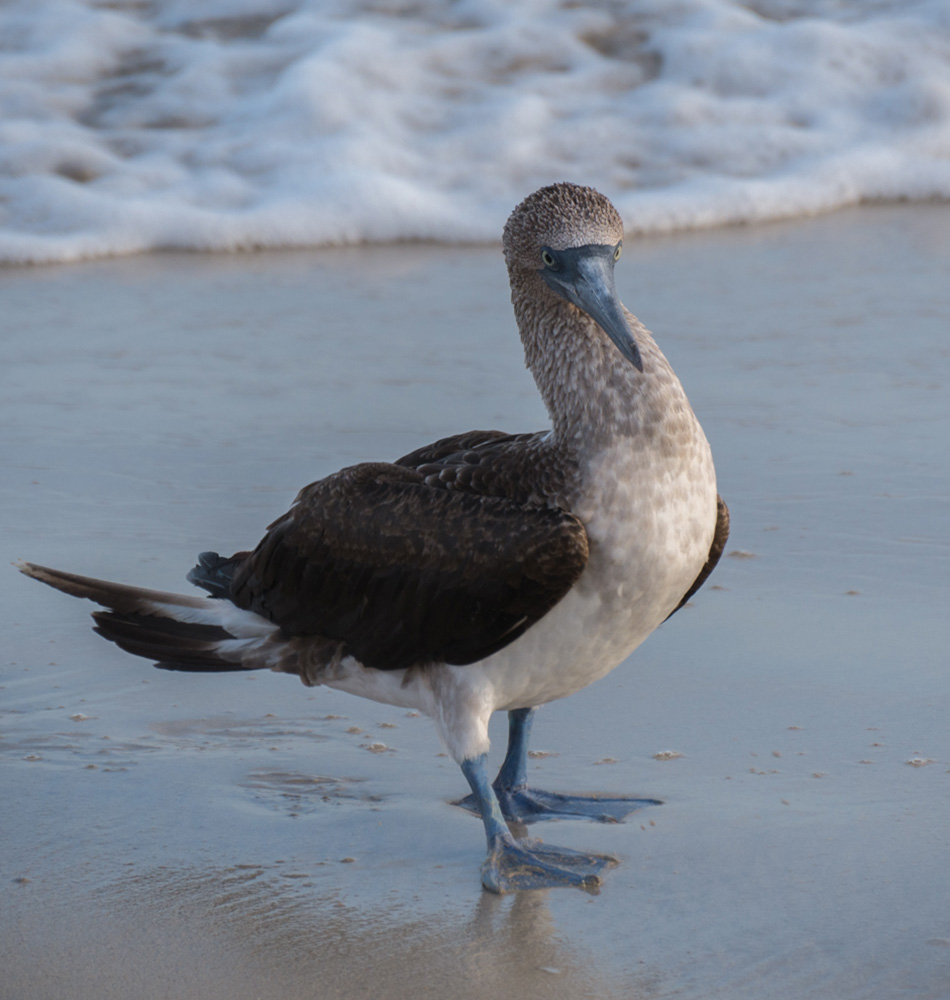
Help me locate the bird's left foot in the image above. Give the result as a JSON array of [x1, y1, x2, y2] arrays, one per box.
[[457, 786, 661, 824], [481, 832, 616, 893]]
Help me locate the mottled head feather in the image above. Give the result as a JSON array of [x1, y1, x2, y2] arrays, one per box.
[[503, 183, 624, 272]]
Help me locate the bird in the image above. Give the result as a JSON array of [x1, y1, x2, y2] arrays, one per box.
[[19, 182, 728, 893]]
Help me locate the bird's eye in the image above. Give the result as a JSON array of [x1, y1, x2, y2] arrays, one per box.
[[613, 243, 622, 262], [541, 249, 556, 268]]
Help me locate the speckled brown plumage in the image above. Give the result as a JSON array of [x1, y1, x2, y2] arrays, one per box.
[[503, 183, 623, 271], [397, 430, 579, 509]]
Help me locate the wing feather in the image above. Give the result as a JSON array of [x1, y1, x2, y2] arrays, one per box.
[[229, 463, 589, 671], [397, 429, 576, 508]]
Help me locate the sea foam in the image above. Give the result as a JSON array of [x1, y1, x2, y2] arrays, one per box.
[[1, 0, 949, 263]]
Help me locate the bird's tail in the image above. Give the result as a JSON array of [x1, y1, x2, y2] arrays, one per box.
[[16, 561, 279, 673]]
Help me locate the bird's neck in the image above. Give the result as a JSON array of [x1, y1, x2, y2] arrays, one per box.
[[510, 274, 694, 458]]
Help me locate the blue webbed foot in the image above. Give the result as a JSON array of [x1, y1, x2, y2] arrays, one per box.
[[481, 833, 616, 894], [461, 751, 629, 893], [457, 786, 661, 824]]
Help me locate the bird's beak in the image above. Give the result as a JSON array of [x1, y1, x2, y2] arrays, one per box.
[[540, 246, 643, 371]]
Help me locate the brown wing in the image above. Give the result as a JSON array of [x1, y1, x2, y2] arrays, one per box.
[[397, 429, 577, 508], [229, 463, 589, 671], [666, 494, 730, 619], [396, 429, 523, 470]]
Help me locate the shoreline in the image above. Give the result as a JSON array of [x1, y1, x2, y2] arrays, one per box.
[[1, 196, 949, 271]]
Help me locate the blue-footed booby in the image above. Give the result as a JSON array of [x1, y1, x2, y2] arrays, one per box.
[[19, 182, 728, 893]]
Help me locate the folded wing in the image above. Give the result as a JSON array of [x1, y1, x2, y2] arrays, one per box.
[[229, 463, 590, 672]]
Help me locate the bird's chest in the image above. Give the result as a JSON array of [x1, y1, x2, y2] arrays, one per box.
[[572, 432, 718, 639], [472, 427, 717, 712]]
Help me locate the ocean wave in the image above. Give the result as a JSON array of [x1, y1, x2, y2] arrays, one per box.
[[1, 0, 949, 263]]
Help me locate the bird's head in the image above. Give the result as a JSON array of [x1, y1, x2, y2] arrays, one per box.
[[503, 183, 642, 372]]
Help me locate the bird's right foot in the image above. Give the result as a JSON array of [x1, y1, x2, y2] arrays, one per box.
[[480, 832, 617, 894]]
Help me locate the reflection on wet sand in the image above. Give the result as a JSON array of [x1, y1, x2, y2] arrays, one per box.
[[41, 861, 641, 1000]]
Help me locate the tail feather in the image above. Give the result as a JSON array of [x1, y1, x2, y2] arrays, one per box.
[[17, 561, 215, 614], [16, 560, 277, 673], [187, 550, 249, 598], [91, 612, 251, 672]]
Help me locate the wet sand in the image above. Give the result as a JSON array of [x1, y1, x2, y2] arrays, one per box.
[[3, 205, 949, 999]]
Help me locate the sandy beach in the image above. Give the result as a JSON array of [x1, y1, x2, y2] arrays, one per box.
[[3, 204, 949, 999]]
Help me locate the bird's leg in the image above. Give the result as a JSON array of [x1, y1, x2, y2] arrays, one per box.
[[494, 705, 535, 790], [459, 753, 615, 893], [458, 707, 662, 824]]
